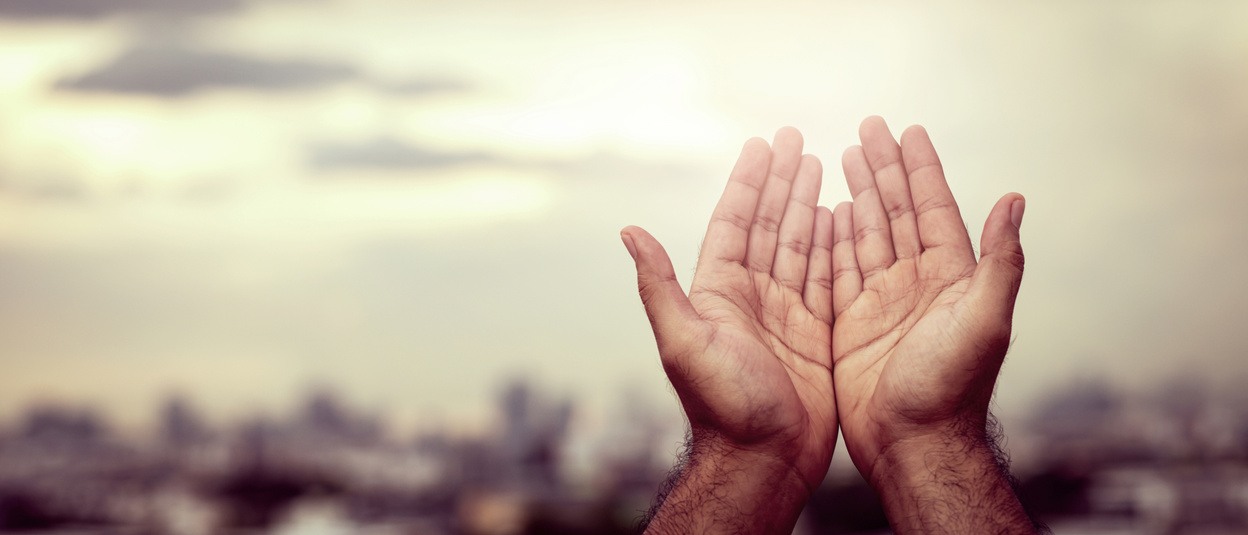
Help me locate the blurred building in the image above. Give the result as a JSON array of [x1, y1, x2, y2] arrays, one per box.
[[8, 377, 1248, 534], [0, 381, 669, 534]]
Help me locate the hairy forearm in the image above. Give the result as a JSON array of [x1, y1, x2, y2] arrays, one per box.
[[868, 428, 1040, 535], [643, 431, 812, 535]]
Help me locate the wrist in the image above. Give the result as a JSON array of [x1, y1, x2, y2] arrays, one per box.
[[868, 428, 996, 491], [867, 427, 1035, 534], [860, 411, 994, 483], [645, 430, 812, 535], [692, 428, 814, 494]]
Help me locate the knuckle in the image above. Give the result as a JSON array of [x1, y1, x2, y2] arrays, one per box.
[[779, 239, 811, 258], [884, 199, 915, 223], [869, 155, 901, 173], [713, 211, 752, 232], [744, 258, 771, 272], [913, 194, 956, 217], [996, 240, 1025, 273], [754, 213, 782, 234], [853, 223, 888, 244], [831, 263, 858, 281], [808, 274, 833, 292]]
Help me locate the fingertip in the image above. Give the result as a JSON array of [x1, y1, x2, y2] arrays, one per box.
[[900, 124, 929, 144], [974, 194, 1027, 310], [860, 115, 886, 129], [841, 145, 863, 165], [800, 153, 823, 173], [775, 125, 803, 142], [981, 194, 1025, 256], [1009, 195, 1025, 229], [620, 228, 638, 261], [624, 226, 679, 280], [620, 224, 646, 240], [990, 193, 1022, 210], [742, 136, 771, 152], [772, 127, 804, 157], [859, 115, 890, 138], [619, 224, 658, 246]]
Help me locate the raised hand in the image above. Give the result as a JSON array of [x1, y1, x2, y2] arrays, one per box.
[[830, 117, 1034, 532], [623, 128, 837, 534]]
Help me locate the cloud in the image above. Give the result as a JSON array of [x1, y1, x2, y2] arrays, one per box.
[[0, 173, 89, 203], [57, 47, 358, 96], [380, 77, 471, 96], [309, 138, 499, 171], [0, 0, 243, 19]]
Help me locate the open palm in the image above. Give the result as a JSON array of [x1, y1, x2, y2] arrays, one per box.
[[623, 128, 838, 490], [829, 118, 1026, 479]]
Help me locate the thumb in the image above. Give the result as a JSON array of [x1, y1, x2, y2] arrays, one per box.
[[968, 194, 1026, 322], [621, 226, 708, 361]]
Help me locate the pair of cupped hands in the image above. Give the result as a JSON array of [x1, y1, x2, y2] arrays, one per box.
[[621, 117, 1027, 516]]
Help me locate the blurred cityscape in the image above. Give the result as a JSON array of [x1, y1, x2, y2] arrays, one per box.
[[3, 378, 1248, 535]]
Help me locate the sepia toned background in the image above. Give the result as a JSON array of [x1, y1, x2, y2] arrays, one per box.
[[2, 1, 1248, 533]]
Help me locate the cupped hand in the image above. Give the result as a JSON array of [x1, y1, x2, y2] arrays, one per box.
[[830, 117, 1026, 481], [622, 127, 837, 490]]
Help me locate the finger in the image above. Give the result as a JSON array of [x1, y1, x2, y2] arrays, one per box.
[[697, 137, 773, 269], [831, 202, 862, 320], [842, 145, 896, 279], [967, 194, 1025, 325], [900, 125, 974, 265], [623, 226, 712, 361], [860, 116, 922, 260], [744, 126, 804, 273], [803, 205, 834, 325], [773, 153, 823, 293]]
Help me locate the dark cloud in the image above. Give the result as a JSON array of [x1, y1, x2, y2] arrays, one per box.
[[0, 0, 242, 19], [309, 138, 499, 171], [57, 47, 357, 96]]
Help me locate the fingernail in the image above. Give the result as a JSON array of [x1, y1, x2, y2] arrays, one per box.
[[1010, 198, 1025, 229], [621, 231, 638, 260]]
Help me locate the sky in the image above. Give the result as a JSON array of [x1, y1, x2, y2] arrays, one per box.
[[2, 0, 1248, 445]]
